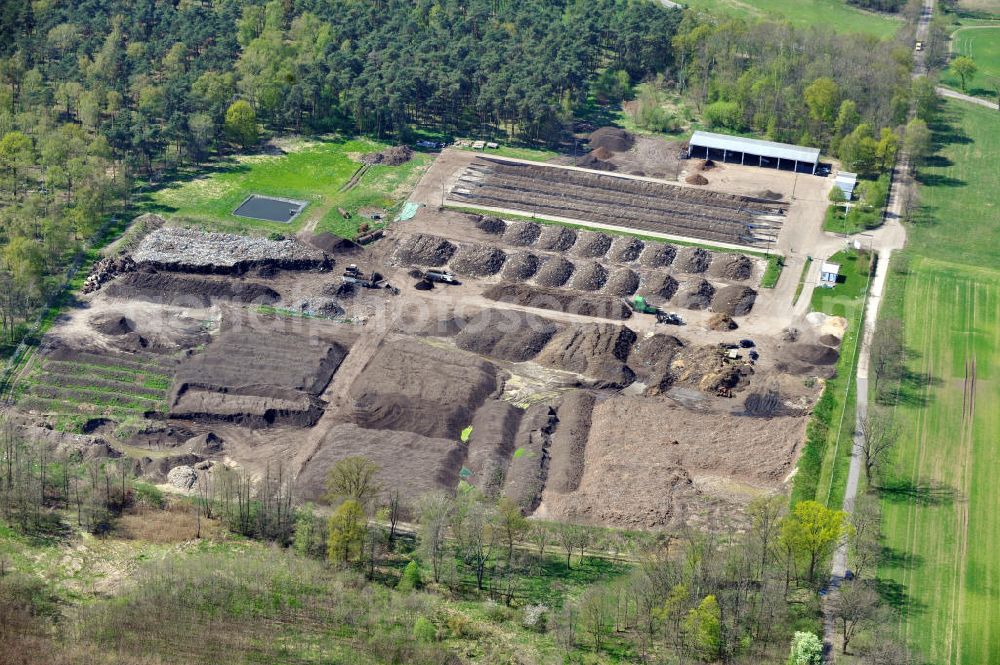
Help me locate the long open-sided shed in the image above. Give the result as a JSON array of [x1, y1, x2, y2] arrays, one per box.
[[688, 131, 821, 174]]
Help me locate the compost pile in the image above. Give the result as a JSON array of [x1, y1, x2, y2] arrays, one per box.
[[686, 173, 709, 186], [454, 310, 559, 362], [449, 244, 507, 276], [588, 127, 634, 153], [675, 278, 716, 310], [534, 257, 576, 287], [609, 237, 644, 262], [576, 152, 617, 171], [91, 314, 136, 336], [676, 247, 712, 273], [483, 284, 631, 320], [132, 228, 328, 273], [500, 252, 541, 281], [819, 334, 841, 347], [537, 324, 638, 388], [789, 343, 839, 365], [361, 145, 412, 165], [536, 225, 577, 251], [605, 268, 641, 297], [573, 231, 613, 258], [712, 285, 758, 316], [707, 312, 738, 331], [639, 243, 677, 268], [710, 254, 754, 281], [503, 221, 541, 246], [630, 333, 684, 392], [570, 262, 608, 291], [645, 272, 679, 300], [104, 273, 279, 308], [395, 233, 457, 266], [475, 216, 507, 234]]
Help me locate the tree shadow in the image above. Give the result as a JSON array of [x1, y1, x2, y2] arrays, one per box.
[[879, 545, 924, 571], [876, 367, 940, 408], [875, 577, 925, 615], [922, 154, 953, 168], [879, 478, 961, 506], [915, 173, 965, 188]]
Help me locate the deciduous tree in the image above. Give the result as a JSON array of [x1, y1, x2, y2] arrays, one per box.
[[781, 500, 851, 582], [326, 499, 366, 565]]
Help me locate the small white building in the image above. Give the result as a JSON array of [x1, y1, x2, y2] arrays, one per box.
[[819, 261, 841, 287], [834, 172, 858, 199]]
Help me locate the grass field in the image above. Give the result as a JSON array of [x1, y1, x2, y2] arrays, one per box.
[[909, 101, 1000, 267], [149, 138, 432, 238], [876, 99, 1000, 663], [940, 27, 1000, 99], [878, 258, 1000, 664], [682, 0, 902, 37]]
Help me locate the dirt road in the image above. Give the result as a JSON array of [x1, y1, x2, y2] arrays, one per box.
[[935, 85, 998, 110]]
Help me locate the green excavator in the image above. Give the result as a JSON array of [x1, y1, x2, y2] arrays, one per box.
[[628, 295, 683, 325]]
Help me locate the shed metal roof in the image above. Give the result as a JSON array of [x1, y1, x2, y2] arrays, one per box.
[[821, 262, 841, 275], [690, 130, 821, 164], [834, 171, 858, 197]]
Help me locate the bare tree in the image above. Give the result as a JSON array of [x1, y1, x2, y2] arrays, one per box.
[[870, 318, 904, 399], [747, 495, 785, 581], [850, 493, 882, 579], [557, 522, 582, 569], [578, 586, 614, 651], [862, 638, 916, 665], [859, 409, 899, 486], [452, 497, 498, 591], [831, 580, 880, 654], [528, 522, 551, 558], [416, 491, 452, 583], [383, 488, 405, 545]]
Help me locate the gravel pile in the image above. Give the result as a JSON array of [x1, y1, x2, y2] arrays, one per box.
[[644, 272, 679, 300], [675, 278, 716, 310], [639, 243, 677, 268], [712, 285, 757, 316], [503, 221, 541, 246], [132, 228, 327, 272], [609, 237, 644, 263], [570, 262, 608, 292], [501, 252, 542, 281], [450, 244, 507, 277], [574, 231, 613, 258], [476, 216, 507, 234], [676, 247, 712, 273], [536, 226, 577, 251], [604, 268, 640, 296], [534, 257, 575, 287], [396, 234, 457, 266], [710, 254, 754, 281]]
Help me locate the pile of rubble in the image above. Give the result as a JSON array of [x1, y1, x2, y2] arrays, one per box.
[[82, 255, 136, 294], [132, 227, 330, 274]]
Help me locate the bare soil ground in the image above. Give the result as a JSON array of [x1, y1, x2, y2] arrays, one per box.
[[10, 138, 838, 531], [537, 393, 813, 530]]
